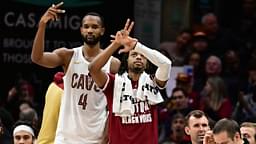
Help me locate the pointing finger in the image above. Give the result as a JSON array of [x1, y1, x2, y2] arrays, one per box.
[[123, 18, 130, 31], [127, 21, 134, 33], [55, 1, 64, 8]]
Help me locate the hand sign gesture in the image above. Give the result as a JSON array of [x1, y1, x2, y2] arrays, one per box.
[[111, 19, 137, 54], [40, 1, 66, 24]]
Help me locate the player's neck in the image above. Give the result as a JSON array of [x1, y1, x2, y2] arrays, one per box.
[[127, 72, 141, 81], [83, 41, 101, 48], [83, 43, 101, 56], [82, 43, 102, 62]]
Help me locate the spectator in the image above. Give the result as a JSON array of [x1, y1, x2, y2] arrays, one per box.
[[161, 113, 190, 144], [184, 110, 211, 144], [158, 87, 194, 143], [201, 13, 241, 59], [0, 117, 12, 144], [233, 81, 256, 123], [222, 49, 242, 106], [19, 108, 39, 136], [158, 29, 192, 66], [212, 118, 246, 144], [193, 55, 222, 93], [12, 120, 37, 144], [199, 76, 233, 121], [188, 31, 210, 63], [5, 78, 37, 121], [176, 72, 200, 109], [240, 122, 256, 144]]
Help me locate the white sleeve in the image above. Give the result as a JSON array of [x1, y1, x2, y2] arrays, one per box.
[[134, 42, 172, 81]]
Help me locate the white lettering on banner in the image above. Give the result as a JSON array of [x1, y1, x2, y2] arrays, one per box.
[[2, 38, 82, 50], [4, 11, 81, 30], [48, 15, 81, 30], [4, 12, 36, 28], [2, 53, 32, 64], [3, 38, 33, 49]]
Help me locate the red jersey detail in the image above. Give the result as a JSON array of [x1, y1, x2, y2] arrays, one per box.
[[53, 72, 64, 89]]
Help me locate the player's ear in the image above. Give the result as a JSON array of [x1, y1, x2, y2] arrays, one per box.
[[184, 126, 190, 135], [234, 132, 240, 140]]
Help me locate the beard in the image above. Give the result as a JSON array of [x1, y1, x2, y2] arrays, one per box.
[[82, 35, 101, 45], [130, 66, 145, 74]]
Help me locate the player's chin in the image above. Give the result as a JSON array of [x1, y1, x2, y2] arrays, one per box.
[[134, 65, 145, 70], [198, 135, 205, 141]]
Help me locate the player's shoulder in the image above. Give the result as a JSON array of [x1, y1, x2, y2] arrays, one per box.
[[110, 56, 121, 74], [111, 56, 121, 64], [54, 47, 76, 68], [55, 47, 78, 57], [54, 47, 74, 53]]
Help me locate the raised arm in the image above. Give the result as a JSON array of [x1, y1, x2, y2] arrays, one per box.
[[132, 42, 172, 88], [31, 2, 66, 68], [88, 19, 135, 88]]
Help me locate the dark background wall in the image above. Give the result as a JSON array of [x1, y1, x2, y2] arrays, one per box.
[[0, 0, 134, 109]]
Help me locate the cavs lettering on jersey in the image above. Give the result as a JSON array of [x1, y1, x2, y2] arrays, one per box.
[[54, 46, 112, 144]]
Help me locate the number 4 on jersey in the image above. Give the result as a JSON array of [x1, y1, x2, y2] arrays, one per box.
[[78, 93, 87, 110]]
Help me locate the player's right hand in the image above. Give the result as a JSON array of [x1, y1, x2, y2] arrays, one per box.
[[40, 1, 66, 24]]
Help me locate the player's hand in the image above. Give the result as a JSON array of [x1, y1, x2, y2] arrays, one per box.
[[203, 130, 215, 144], [39, 1, 66, 24], [111, 19, 137, 54]]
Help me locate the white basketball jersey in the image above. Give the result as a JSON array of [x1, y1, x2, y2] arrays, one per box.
[[54, 46, 111, 144]]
